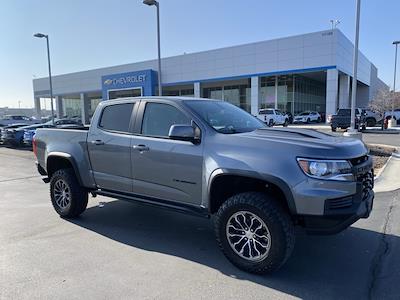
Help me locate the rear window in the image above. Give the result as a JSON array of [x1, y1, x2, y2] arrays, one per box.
[[99, 103, 134, 133]]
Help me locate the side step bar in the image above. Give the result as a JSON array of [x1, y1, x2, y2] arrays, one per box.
[[93, 189, 209, 218]]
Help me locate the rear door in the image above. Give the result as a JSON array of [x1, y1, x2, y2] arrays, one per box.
[[130, 100, 204, 205], [87, 102, 137, 192]]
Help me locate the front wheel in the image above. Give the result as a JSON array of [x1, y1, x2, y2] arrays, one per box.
[[331, 126, 337, 132], [214, 192, 295, 274], [50, 169, 88, 218]]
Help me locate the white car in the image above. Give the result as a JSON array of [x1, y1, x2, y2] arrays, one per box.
[[257, 109, 289, 126], [384, 109, 400, 124], [0, 115, 39, 127], [293, 111, 321, 123]]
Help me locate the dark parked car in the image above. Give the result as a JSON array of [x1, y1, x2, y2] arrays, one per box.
[[330, 108, 366, 132], [0, 123, 29, 144], [23, 120, 83, 146]]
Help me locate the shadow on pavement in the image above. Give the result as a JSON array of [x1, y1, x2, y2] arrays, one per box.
[[68, 199, 398, 299]]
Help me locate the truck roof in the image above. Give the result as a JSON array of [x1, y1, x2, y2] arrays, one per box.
[[103, 96, 219, 104]]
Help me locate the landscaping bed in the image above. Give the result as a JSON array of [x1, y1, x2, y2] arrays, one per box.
[[367, 144, 397, 175]]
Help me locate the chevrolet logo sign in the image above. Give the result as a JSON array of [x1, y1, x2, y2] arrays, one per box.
[[103, 79, 113, 85]]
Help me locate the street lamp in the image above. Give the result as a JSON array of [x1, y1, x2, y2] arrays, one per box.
[[34, 32, 55, 125], [143, 0, 162, 96], [344, 0, 362, 139], [389, 41, 400, 127]]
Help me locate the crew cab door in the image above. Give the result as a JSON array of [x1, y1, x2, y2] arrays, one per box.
[[130, 100, 203, 205], [87, 102, 137, 192]]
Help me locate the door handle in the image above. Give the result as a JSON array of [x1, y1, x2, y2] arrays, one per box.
[[92, 140, 104, 145], [133, 144, 150, 151]]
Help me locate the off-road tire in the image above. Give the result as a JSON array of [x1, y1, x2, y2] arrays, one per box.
[[214, 192, 295, 274], [50, 169, 88, 218]]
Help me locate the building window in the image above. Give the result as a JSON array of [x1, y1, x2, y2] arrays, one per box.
[[259, 76, 276, 109], [108, 88, 142, 100], [202, 81, 251, 112]]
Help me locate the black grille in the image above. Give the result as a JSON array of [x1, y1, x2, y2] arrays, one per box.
[[358, 170, 374, 201], [327, 197, 353, 209]]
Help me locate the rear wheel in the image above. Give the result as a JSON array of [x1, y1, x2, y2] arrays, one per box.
[[366, 118, 376, 127], [283, 119, 289, 127], [306, 118, 311, 124], [317, 117, 321, 123], [50, 169, 88, 218], [214, 192, 295, 274]]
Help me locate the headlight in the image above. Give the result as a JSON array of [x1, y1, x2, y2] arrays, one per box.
[[297, 158, 354, 181]]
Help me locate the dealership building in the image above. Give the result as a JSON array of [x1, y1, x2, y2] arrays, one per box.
[[32, 29, 387, 124]]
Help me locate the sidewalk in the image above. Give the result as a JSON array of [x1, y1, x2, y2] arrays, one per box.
[[374, 154, 400, 193]]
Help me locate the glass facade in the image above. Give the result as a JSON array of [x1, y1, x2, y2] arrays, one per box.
[[259, 76, 275, 109], [202, 80, 251, 112], [259, 74, 326, 115], [162, 87, 194, 97], [293, 75, 326, 114], [63, 98, 81, 118]]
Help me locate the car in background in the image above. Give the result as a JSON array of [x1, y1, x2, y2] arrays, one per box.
[[293, 111, 321, 123], [23, 120, 83, 147], [363, 108, 383, 127], [2, 123, 56, 146], [284, 111, 293, 124], [0, 123, 29, 144], [257, 109, 289, 126], [384, 109, 400, 125], [330, 108, 366, 132], [0, 115, 39, 127]]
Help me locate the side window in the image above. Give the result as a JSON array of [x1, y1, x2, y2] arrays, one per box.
[[142, 103, 190, 137], [99, 103, 134, 133]]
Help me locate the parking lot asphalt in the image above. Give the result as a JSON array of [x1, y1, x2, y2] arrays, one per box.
[[1, 146, 399, 300]]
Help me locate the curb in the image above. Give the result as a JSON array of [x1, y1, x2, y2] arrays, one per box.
[[374, 155, 393, 180]]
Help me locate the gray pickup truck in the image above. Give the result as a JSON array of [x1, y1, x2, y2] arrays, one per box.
[[34, 97, 374, 274]]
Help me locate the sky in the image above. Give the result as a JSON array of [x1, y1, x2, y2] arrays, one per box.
[[0, 0, 399, 108]]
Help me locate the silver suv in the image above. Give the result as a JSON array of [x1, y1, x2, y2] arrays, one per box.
[[34, 97, 374, 274]]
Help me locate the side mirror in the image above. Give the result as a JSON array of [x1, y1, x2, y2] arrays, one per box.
[[168, 124, 197, 142]]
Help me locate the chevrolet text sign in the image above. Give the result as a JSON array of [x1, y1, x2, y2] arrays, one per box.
[[101, 69, 157, 100]]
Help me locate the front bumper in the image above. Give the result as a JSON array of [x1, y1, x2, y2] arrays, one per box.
[[295, 156, 374, 234], [301, 187, 374, 234]]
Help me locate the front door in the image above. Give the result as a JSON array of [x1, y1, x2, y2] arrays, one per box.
[[87, 102, 136, 192], [131, 101, 204, 205]]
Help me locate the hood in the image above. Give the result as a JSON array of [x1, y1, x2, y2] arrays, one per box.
[[231, 127, 368, 160]]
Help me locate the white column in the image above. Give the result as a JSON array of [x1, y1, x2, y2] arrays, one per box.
[[326, 69, 339, 123], [34, 97, 41, 118], [250, 76, 259, 115], [80, 93, 90, 125], [56, 96, 64, 118], [275, 75, 278, 109], [338, 74, 350, 108], [194, 82, 201, 98]]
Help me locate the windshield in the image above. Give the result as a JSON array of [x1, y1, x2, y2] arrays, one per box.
[[185, 100, 266, 134], [299, 112, 310, 116]]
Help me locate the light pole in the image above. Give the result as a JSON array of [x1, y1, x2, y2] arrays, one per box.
[[389, 41, 400, 127], [34, 33, 55, 125], [344, 0, 362, 139], [143, 0, 162, 96]]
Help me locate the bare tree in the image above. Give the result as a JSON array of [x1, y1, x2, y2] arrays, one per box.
[[369, 88, 400, 116]]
